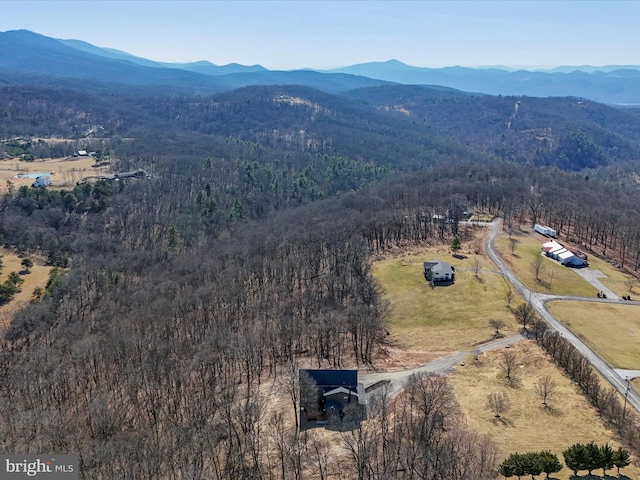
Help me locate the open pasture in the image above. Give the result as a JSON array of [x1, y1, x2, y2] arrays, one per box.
[[372, 238, 523, 353]]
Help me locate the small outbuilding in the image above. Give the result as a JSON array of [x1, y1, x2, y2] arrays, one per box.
[[558, 250, 584, 266], [542, 240, 562, 254], [546, 245, 565, 259], [540, 239, 586, 267], [32, 175, 51, 187], [551, 248, 568, 260]]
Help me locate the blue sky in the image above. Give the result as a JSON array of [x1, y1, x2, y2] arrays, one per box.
[[0, 1, 638, 69]]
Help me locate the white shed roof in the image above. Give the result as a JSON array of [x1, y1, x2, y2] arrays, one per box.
[[543, 240, 561, 249], [558, 250, 576, 260]]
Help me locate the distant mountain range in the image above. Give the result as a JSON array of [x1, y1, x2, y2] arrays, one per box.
[[327, 60, 640, 104], [0, 30, 388, 94], [2, 29, 640, 104], [57, 38, 268, 75]]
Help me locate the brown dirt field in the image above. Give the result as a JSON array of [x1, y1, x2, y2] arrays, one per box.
[[0, 248, 52, 331], [449, 340, 640, 479], [372, 345, 453, 371], [0, 156, 114, 191]]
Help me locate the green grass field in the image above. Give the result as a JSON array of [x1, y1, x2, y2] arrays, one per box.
[[495, 232, 598, 297], [547, 300, 640, 369], [372, 243, 523, 352], [583, 253, 640, 299]]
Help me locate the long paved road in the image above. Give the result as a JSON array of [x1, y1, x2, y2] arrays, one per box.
[[485, 220, 640, 413], [361, 220, 640, 413]]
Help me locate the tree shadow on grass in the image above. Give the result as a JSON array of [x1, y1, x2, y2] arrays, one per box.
[[491, 417, 515, 427], [542, 404, 563, 417], [507, 377, 524, 390]]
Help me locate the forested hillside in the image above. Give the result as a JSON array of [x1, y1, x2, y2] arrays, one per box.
[[2, 76, 640, 478], [345, 85, 640, 169], [3, 82, 640, 174]]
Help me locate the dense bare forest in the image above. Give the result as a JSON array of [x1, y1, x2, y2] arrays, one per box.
[[2, 79, 640, 478]]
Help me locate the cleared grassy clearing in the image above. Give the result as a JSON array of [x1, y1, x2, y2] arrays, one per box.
[[372, 241, 524, 352], [495, 231, 598, 297], [0, 156, 112, 190], [0, 248, 52, 331], [373, 226, 639, 477], [449, 340, 640, 480], [547, 300, 640, 369]]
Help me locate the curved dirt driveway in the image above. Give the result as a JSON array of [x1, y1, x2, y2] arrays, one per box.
[[360, 334, 524, 397]]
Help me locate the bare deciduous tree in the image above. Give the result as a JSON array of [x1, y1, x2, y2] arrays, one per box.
[[489, 319, 505, 337], [486, 392, 511, 419], [307, 432, 330, 480], [501, 351, 520, 386], [281, 360, 300, 432], [531, 318, 548, 341], [514, 302, 537, 331], [505, 285, 514, 307], [531, 255, 546, 282], [547, 269, 555, 292], [299, 370, 319, 423], [471, 347, 482, 363], [625, 277, 636, 293], [535, 375, 557, 406], [472, 258, 482, 279]]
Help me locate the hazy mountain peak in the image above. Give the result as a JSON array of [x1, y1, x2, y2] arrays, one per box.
[[3, 29, 640, 103]]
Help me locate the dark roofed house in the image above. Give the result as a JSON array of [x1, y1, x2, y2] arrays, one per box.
[[423, 260, 455, 284], [300, 369, 367, 430], [115, 169, 146, 179]]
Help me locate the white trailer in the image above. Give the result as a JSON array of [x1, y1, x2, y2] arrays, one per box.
[[534, 224, 557, 237]]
